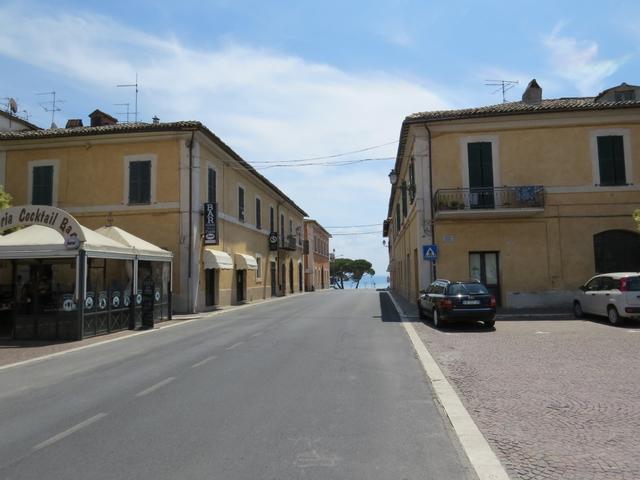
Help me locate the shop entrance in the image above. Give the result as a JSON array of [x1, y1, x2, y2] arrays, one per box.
[[270, 261, 276, 296], [236, 270, 246, 302], [205, 269, 217, 306], [469, 251, 501, 305]]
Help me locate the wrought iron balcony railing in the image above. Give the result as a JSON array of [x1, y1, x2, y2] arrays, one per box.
[[434, 186, 544, 212]]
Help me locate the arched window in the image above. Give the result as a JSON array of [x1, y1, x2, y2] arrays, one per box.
[[594, 230, 640, 273]]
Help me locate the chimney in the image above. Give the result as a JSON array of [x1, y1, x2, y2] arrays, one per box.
[[152, 115, 160, 125], [89, 109, 118, 127], [522, 79, 542, 104], [65, 119, 83, 128]]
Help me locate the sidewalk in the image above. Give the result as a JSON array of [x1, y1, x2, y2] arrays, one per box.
[[387, 290, 573, 320], [0, 291, 311, 369]]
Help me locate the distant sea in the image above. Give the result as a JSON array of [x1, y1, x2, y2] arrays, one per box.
[[338, 275, 389, 289]]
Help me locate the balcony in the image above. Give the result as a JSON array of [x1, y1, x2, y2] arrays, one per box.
[[434, 186, 544, 219], [280, 234, 298, 251]]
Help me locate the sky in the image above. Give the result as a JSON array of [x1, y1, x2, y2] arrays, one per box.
[[1, 0, 638, 275]]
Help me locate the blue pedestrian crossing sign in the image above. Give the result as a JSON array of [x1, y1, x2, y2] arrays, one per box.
[[422, 244, 438, 261]]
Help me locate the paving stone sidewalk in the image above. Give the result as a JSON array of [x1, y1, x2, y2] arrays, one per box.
[[390, 291, 640, 480]]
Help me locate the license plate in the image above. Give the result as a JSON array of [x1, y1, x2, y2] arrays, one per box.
[[462, 300, 480, 305]]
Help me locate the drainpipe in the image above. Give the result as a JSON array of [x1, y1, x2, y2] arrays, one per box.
[[424, 124, 436, 280], [187, 129, 195, 312]]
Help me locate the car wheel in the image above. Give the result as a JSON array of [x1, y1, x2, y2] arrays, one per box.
[[433, 309, 441, 328], [484, 320, 495, 328], [573, 301, 584, 319], [607, 306, 622, 325]]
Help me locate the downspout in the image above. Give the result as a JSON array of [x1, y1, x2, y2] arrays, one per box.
[[424, 124, 436, 279], [187, 129, 195, 312]]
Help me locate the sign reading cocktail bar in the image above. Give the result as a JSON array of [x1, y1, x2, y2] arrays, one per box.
[[0, 206, 86, 246], [203, 202, 218, 245]]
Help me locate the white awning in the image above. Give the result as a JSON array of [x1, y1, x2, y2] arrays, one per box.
[[235, 253, 258, 270], [203, 248, 233, 270]]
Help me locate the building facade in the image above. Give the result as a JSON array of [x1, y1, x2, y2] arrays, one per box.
[[303, 219, 331, 290], [385, 81, 640, 307], [0, 113, 307, 313]]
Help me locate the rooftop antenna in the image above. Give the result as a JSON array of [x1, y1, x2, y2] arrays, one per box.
[[37, 91, 64, 128], [2, 97, 18, 114], [117, 73, 139, 122], [21, 110, 31, 122], [485, 79, 519, 103], [114, 102, 131, 123]]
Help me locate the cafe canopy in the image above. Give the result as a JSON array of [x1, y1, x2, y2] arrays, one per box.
[[0, 206, 172, 341]]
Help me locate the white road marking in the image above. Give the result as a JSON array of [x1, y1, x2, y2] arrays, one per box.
[[628, 330, 640, 333], [387, 292, 510, 480], [250, 331, 263, 338], [226, 341, 244, 350], [33, 413, 108, 451], [135, 377, 176, 397], [535, 331, 550, 334], [191, 355, 218, 368]]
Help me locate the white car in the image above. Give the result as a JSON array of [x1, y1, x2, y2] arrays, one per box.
[[573, 272, 640, 325]]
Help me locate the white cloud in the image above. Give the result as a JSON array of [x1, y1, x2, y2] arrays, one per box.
[[542, 23, 627, 96], [0, 3, 450, 275]]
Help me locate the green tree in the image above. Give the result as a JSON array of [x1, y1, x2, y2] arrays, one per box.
[[330, 258, 376, 289], [0, 186, 11, 209]]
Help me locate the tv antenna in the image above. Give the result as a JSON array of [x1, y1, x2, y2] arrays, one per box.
[[114, 102, 131, 123], [485, 79, 519, 103], [2, 97, 18, 114], [117, 74, 139, 122], [37, 91, 64, 128]]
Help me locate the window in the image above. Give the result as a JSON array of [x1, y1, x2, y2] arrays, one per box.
[[289, 219, 293, 236], [409, 159, 416, 203], [238, 186, 245, 222], [270, 206, 275, 232], [280, 213, 285, 246], [129, 160, 151, 204], [256, 254, 262, 280], [615, 90, 635, 101], [402, 181, 408, 218], [207, 168, 216, 203], [32, 165, 53, 205], [597, 136, 626, 186], [395, 204, 401, 231], [255, 197, 262, 229]]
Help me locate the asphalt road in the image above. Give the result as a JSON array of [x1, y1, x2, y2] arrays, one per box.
[[0, 290, 475, 480]]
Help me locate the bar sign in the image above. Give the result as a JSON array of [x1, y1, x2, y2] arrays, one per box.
[[204, 202, 218, 245]]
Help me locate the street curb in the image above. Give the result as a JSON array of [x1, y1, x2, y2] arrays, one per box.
[[0, 291, 318, 372], [386, 291, 511, 480]]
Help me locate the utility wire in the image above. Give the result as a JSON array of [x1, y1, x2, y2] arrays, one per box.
[[326, 223, 383, 228], [329, 231, 382, 236], [251, 140, 398, 164], [254, 157, 394, 170]]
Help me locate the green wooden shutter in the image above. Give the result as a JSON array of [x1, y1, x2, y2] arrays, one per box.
[[32, 165, 53, 205], [129, 161, 151, 204], [208, 168, 216, 203], [598, 136, 626, 186], [467, 142, 493, 188]]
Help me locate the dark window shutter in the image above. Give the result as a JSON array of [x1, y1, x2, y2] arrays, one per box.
[[598, 136, 626, 186], [238, 187, 245, 221], [129, 161, 151, 204], [467, 142, 494, 188], [256, 198, 261, 229], [270, 207, 274, 232], [32, 166, 53, 205], [396, 203, 401, 230], [208, 168, 216, 203]]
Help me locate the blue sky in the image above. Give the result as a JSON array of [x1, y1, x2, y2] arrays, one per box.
[[1, 0, 638, 275]]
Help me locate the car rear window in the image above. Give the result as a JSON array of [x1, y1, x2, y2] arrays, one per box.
[[626, 276, 640, 291], [448, 283, 489, 295]]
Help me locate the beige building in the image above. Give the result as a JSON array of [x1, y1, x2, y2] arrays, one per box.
[[303, 219, 331, 290], [384, 81, 640, 307], [0, 111, 308, 314]]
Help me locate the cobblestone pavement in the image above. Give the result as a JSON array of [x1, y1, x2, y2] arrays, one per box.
[[413, 317, 640, 480]]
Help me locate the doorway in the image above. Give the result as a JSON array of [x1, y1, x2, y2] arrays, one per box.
[[298, 262, 303, 292], [205, 269, 217, 306], [270, 261, 277, 296], [468, 142, 494, 208], [236, 270, 246, 302], [469, 251, 500, 304], [289, 260, 294, 294]]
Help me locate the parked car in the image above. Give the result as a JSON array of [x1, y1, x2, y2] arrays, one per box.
[[417, 279, 496, 329], [573, 272, 640, 325]]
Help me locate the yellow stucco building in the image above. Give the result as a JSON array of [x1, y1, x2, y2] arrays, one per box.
[[385, 81, 640, 308], [0, 111, 307, 313]]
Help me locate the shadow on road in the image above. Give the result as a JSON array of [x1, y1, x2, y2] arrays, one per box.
[[378, 291, 402, 322]]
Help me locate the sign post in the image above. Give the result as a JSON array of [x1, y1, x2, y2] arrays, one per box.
[[203, 202, 218, 245]]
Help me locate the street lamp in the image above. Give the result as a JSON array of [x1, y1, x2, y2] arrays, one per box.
[[388, 169, 398, 185]]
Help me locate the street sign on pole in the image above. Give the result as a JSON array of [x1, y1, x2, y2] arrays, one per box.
[[422, 244, 438, 261]]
